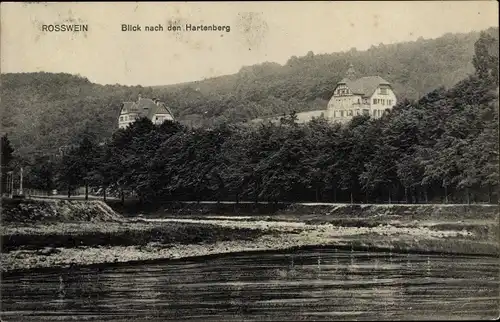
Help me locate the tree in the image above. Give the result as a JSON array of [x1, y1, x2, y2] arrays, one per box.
[[1, 135, 14, 194], [472, 31, 499, 85], [26, 155, 56, 194], [56, 146, 83, 198], [75, 137, 100, 200]]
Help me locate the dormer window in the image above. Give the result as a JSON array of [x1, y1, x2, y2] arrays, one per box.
[[379, 87, 388, 95]]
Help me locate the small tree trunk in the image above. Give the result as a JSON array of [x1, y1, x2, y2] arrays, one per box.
[[405, 187, 408, 204], [254, 180, 259, 205], [466, 187, 470, 205], [424, 186, 428, 203], [67, 185, 71, 199], [315, 186, 320, 202], [121, 189, 125, 205], [388, 187, 392, 204], [444, 185, 448, 204], [488, 186, 492, 204], [103, 186, 107, 202], [350, 192, 353, 204], [85, 182, 89, 201]]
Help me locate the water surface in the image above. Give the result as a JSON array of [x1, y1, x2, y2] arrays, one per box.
[[2, 248, 499, 321]]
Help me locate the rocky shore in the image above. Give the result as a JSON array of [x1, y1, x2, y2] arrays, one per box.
[[1, 199, 498, 273]]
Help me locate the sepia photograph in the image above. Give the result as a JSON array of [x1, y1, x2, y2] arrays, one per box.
[[1, 1, 499, 320]]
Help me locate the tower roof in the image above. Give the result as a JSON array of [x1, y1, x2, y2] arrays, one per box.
[[346, 63, 356, 80]]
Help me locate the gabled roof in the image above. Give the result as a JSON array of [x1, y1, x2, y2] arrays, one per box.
[[120, 98, 175, 120], [337, 76, 391, 98]]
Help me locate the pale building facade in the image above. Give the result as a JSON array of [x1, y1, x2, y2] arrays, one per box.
[[118, 95, 175, 129], [326, 64, 397, 123]]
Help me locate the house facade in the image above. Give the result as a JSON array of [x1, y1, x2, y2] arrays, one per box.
[[249, 64, 397, 125], [118, 95, 175, 129], [326, 64, 397, 123]]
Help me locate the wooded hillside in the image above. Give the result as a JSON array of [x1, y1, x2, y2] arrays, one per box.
[[1, 28, 497, 162]]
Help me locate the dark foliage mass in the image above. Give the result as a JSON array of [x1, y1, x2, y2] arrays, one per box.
[[1, 30, 498, 204], [1, 29, 496, 161]]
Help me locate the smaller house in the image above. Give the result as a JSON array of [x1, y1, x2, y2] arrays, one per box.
[[118, 95, 175, 129]]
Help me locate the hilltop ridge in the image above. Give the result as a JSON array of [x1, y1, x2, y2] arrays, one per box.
[[1, 27, 497, 160]]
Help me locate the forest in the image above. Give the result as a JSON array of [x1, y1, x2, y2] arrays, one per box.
[[2, 31, 498, 205], [1, 28, 496, 163]]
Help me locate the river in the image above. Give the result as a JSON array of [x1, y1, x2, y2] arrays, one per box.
[[2, 248, 498, 321]]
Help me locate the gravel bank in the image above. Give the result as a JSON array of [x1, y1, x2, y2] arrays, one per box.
[[2, 219, 495, 273]]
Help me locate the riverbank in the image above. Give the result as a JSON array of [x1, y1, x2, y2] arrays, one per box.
[[1, 200, 498, 273]]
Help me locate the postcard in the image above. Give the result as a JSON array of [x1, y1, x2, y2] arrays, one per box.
[[1, 1, 499, 321]]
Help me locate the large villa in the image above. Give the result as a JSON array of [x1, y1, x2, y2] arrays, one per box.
[[252, 64, 398, 124]]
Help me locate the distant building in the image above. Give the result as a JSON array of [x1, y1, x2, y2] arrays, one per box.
[[253, 64, 397, 125], [326, 64, 397, 123], [118, 95, 175, 129]]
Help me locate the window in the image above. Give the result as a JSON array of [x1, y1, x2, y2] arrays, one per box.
[[357, 98, 360, 104], [380, 87, 388, 95], [119, 116, 123, 121], [373, 110, 377, 116], [373, 99, 377, 105], [340, 111, 344, 117], [362, 109, 369, 116]]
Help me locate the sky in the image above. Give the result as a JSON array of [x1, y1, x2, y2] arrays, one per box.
[[1, 1, 498, 86]]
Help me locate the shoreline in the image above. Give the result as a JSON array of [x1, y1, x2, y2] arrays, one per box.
[[3, 241, 497, 277], [2, 200, 498, 274], [2, 223, 498, 275]]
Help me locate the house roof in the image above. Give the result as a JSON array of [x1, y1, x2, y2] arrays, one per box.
[[337, 76, 391, 98], [120, 98, 175, 120]]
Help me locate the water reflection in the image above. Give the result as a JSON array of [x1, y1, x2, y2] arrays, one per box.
[[2, 248, 498, 321]]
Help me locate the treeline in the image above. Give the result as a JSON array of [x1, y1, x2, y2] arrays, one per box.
[[1, 28, 496, 162], [10, 30, 498, 204]]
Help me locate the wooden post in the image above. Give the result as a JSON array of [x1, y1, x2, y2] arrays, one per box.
[[19, 167, 23, 195]]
